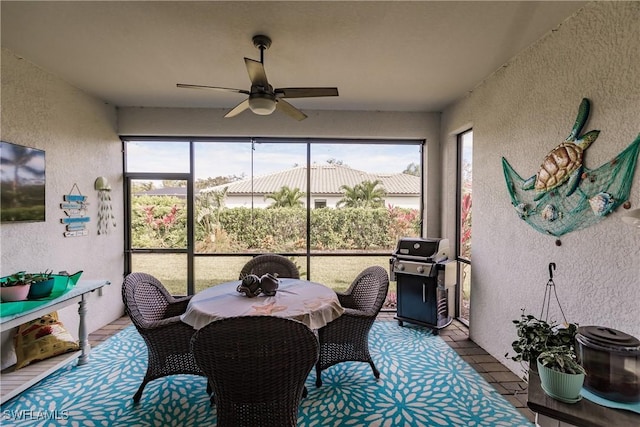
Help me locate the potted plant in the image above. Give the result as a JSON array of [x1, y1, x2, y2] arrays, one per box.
[[507, 310, 579, 377], [536, 346, 586, 403], [27, 270, 55, 299], [1, 272, 34, 302], [1, 270, 56, 302]]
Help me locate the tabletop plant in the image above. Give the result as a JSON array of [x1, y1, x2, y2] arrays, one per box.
[[1, 271, 53, 302], [537, 346, 586, 375], [2, 270, 53, 287], [536, 346, 586, 403], [30, 270, 54, 284], [2, 272, 33, 287]]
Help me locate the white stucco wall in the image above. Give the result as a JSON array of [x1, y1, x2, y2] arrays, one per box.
[[441, 2, 640, 376], [1, 49, 124, 369]]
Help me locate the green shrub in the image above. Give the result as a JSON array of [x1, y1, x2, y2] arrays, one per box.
[[132, 198, 420, 253]]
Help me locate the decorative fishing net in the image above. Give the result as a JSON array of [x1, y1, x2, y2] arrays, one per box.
[[502, 134, 640, 237]]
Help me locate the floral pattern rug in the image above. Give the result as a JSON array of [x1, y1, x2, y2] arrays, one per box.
[[1, 321, 532, 426]]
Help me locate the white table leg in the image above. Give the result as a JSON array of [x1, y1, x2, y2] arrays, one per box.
[[77, 294, 91, 365]]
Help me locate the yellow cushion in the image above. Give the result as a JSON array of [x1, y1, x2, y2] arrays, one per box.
[[14, 312, 79, 370]]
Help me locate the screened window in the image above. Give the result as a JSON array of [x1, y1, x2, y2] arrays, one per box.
[[123, 137, 424, 308], [457, 130, 473, 324]]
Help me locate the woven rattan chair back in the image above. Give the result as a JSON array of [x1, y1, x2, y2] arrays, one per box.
[[123, 273, 171, 327], [239, 253, 300, 279], [191, 316, 318, 427], [315, 265, 389, 387], [122, 272, 206, 403]]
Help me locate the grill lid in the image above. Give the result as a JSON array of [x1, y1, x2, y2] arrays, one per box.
[[392, 237, 449, 262]]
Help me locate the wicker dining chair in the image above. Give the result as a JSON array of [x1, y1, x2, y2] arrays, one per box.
[[239, 253, 300, 279], [191, 316, 319, 427], [122, 272, 208, 403], [315, 265, 389, 387]]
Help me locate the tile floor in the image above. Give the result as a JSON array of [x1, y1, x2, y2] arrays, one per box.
[[88, 311, 536, 424]]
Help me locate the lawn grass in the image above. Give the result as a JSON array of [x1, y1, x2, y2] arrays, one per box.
[[131, 253, 397, 297]]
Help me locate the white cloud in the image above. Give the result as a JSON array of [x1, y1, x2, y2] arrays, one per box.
[[127, 141, 421, 180]]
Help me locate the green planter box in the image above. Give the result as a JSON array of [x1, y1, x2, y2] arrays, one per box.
[[0, 271, 83, 316]]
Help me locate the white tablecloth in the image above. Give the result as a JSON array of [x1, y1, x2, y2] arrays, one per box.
[[181, 278, 344, 330]]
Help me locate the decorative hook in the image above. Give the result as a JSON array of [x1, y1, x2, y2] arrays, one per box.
[[548, 262, 556, 280]]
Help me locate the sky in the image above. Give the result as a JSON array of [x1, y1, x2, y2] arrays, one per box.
[[126, 141, 422, 182], [0, 141, 46, 184]]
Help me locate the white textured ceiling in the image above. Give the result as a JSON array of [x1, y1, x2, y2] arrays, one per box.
[[1, 1, 586, 113]]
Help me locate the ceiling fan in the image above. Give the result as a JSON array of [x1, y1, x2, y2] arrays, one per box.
[[177, 35, 339, 121]]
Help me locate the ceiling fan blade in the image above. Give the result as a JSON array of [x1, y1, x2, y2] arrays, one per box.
[[224, 99, 251, 118], [244, 58, 269, 88], [177, 83, 250, 95], [276, 99, 307, 121], [275, 87, 339, 99]]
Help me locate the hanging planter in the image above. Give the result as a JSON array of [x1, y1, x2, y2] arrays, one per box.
[[507, 263, 581, 379]]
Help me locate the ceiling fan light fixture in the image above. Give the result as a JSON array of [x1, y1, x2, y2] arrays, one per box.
[[248, 93, 276, 115]]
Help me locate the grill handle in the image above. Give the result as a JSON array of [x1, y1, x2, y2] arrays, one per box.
[[391, 253, 436, 263]]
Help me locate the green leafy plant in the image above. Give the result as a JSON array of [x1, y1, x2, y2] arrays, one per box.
[[538, 347, 586, 375], [507, 310, 579, 366], [2, 270, 52, 287], [30, 270, 54, 284]]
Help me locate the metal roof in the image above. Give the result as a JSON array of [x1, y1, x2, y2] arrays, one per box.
[[203, 164, 420, 196]]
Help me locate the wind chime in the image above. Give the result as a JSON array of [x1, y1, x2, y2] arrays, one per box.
[[95, 176, 116, 235]]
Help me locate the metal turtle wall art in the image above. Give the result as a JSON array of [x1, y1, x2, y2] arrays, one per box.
[[502, 98, 640, 238], [523, 98, 600, 201]]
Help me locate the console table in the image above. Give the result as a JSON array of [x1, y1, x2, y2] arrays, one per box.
[[0, 279, 110, 404], [527, 370, 640, 427]]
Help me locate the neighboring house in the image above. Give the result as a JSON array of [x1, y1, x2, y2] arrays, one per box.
[[135, 187, 187, 199], [201, 164, 420, 209]]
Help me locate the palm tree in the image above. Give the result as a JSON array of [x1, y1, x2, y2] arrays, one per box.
[[265, 186, 305, 208], [403, 162, 420, 176], [131, 181, 155, 193], [337, 184, 363, 208], [337, 180, 386, 208], [0, 142, 45, 208], [196, 186, 228, 238]]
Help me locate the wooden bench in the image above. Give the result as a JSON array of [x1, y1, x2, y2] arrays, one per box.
[[0, 279, 110, 404]]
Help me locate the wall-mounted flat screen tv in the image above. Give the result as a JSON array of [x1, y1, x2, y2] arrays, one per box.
[[1, 141, 46, 222]]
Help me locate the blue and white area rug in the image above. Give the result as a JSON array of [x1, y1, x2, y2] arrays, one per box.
[[2, 321, 532, 426]]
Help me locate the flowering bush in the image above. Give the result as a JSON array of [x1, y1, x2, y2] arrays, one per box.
[[387, 205, 421, 241], [460, 192, 472, 258], [383, 292, 397, 309], [131, 196, 186, 248]]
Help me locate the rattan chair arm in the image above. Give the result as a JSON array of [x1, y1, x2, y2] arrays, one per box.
[[164, 297, 192, 318], [340, 307, 374, 319], [138, 314, 186, 330], [336, 292, 356, 308]]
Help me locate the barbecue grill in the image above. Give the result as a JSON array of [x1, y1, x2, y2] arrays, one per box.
[[390, 237, 455, 332]]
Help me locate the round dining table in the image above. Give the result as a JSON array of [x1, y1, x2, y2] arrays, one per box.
[[180, 278, 344, 330]]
